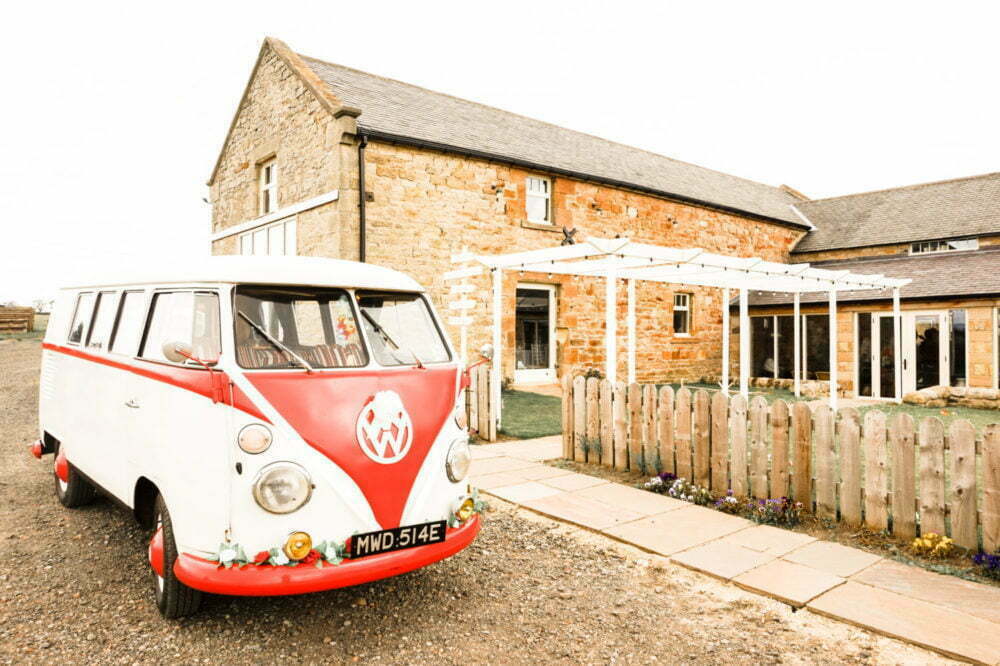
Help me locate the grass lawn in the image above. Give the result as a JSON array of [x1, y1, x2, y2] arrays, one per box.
[[499, 389, 563, 439]]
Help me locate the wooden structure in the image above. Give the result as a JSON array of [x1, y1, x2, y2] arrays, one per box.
[[564, 377, 1000, 551], [0, 307, 35, 334]]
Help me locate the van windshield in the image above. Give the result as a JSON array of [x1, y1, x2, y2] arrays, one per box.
[[233, 286, 368, 370], [356, 291, 451, 366]]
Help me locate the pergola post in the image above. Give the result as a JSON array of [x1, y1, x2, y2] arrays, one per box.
[[721, 288, 730, 394], [893, 287, 902, 403], [605, 266, 617, 384], [739, 287, 749, 399], [793, 292, 801, 398], [829, 289, 838, 410], [627, 278, 636, 384], [491, 267, 502, 427]]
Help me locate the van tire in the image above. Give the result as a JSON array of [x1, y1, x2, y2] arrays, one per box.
[[54, 446, 97, 508], [152, 494, 202, 618]]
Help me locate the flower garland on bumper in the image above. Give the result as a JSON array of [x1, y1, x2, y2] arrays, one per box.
[[209, 539, 347, 570]]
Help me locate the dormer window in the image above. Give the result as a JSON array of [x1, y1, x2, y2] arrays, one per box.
[[910, 238, 978, 255], [259, 159, 278, 215]]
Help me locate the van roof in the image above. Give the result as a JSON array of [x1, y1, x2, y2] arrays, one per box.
[[59, 255, 425, 292]]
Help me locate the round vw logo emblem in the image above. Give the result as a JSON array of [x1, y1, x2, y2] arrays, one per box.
[[356, 390, 413, 464]]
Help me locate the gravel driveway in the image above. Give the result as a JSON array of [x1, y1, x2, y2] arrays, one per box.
[[0, 340, 950, 664]]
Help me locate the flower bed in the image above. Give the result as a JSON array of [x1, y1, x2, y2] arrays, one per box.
[[640, 474, 804, 526]]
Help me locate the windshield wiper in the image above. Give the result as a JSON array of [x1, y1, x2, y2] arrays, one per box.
[[237, 310, 315, 373], [360, 310, 424, 369]]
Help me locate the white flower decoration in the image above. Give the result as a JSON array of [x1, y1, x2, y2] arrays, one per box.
[[219, 547, 237, 565], [272, 551, 290, 566]]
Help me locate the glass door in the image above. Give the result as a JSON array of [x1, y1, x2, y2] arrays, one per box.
[[514, 285, 556, 384], [903, 312, 948, 393], [876, 314, 897, 399]]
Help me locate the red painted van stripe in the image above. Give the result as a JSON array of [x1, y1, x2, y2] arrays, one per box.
[[42, 342, 268, 423]]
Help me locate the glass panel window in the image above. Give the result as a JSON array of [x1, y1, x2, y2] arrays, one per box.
[[239, 219, 296, 257], [526, 176, 551, 224], [140, 292, 221, 365], [857, 314, 872, 397], [259, 159, 277, 215], [85, 291, 118, 351], [673, 293, 691, 335], [950, 310, 967, 387], [910, 238, 978, 254], [776, 316, 795, 379], [751, 316, 775, 377], [357, 292, 450, 366], [110, 291, 146, 355], [67, 292, 95, 345], [234, 287, 367, 370], [804, 315, 830, 377]]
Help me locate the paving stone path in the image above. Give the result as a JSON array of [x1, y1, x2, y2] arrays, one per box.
[[471, 436, 1000, 665]]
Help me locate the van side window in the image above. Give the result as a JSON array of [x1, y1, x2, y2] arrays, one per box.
[[67, 292, 95, 345], [85, 291, 119, 351], [109, 291, 146, 356], [139, 292, 221, 365]]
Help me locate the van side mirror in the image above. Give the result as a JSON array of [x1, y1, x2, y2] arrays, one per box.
[[478, 343, 494, 361], [163, 341, 193, 364]]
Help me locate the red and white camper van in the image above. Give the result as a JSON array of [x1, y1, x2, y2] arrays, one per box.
[[31, 256, 483, 617]]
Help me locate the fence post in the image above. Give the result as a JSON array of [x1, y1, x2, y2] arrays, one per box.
[[693, 390, 711, 488], [628, 383, 643, 472], [814, 405, 836, 519], [838, 407, 861, 525], [729, 393, 748, 497], [791, 401, 812, 506], [657, 386, 675, 476], [573, 376, 586, 462], [710, 391, 729, 492], [675, 388, 693, 482], [477, 364, 489, 438], [864, 410, 889, 532], [770, 399, 790, 499], [599, 379, 614, 467], [889, 413, 916, 539], [949, 419, 978, 549], [983, 424, 1000, 553], [585, 377, 600, 464], [643, 384, 659, 473], [613, 381, 628, 471], [917, 416, 946, 537], [486, 367, 497, 442], [749, 396, 769, 498], [560, 372, 572, 459]]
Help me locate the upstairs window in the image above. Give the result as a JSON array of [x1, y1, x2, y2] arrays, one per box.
[[526, 176, 551, 224], [239, 218, 296, 256], [259, 159, 278, 215], [910, 238, 978, 255], [673, 293, 692, 335]]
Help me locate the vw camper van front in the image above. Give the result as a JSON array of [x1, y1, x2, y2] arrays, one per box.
[[33, 257, 483, 617]]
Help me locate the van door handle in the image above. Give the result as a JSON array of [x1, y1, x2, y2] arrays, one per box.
[[124, 399, 140, 409]]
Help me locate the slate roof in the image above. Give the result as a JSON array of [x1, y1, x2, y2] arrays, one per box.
[[793, 173, 1000, 253], [299, 55, 805, 227], [748, 248, 1000, 306]]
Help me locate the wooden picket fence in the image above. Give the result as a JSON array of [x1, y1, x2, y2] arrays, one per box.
[[561, 374, 1000, 552], [465, 364, 497, 442], [0, 307, 34, 333]]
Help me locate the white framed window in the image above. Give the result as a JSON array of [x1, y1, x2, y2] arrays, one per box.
[[909, 237, 978, 255], [239, 218, 296, 256], [673, 293, 691, 335], [526, 176, 551, 224], [259, 159, 278, 215]]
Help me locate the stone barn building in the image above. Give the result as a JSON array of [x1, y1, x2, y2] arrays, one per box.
[[208, 37, 999, 397]]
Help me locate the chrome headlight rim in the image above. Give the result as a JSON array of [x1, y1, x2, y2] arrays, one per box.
[[238, 423, 273, 454], [445, 437, 471, 483], [251, 461, 313, 515]]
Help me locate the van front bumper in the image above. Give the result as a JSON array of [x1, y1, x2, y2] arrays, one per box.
[[173, 515, 481, 596]]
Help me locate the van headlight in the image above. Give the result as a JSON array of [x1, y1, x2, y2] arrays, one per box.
[[446, 438, 471, 483], [453, 401, 468, 430], [252, 462, 312, 514]]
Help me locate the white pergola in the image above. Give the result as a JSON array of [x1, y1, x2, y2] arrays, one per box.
[[445, 237, 911, 425]]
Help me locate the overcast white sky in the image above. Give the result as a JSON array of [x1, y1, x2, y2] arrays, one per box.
[[2, 0, 997, 305]]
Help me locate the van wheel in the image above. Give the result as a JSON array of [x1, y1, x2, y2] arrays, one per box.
[[54, 446, 96, 508], [151, 494, 202, 618]]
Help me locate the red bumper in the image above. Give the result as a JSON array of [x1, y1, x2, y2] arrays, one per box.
[[173, 515, 481, 596]]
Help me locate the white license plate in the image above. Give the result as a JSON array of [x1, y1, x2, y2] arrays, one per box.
[[350, 520, 447, 559]]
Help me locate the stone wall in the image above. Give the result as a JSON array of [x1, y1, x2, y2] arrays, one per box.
[[904, 385, 1000, 410], [361, 141, 805, 384], [208, 41, 360, 258]]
